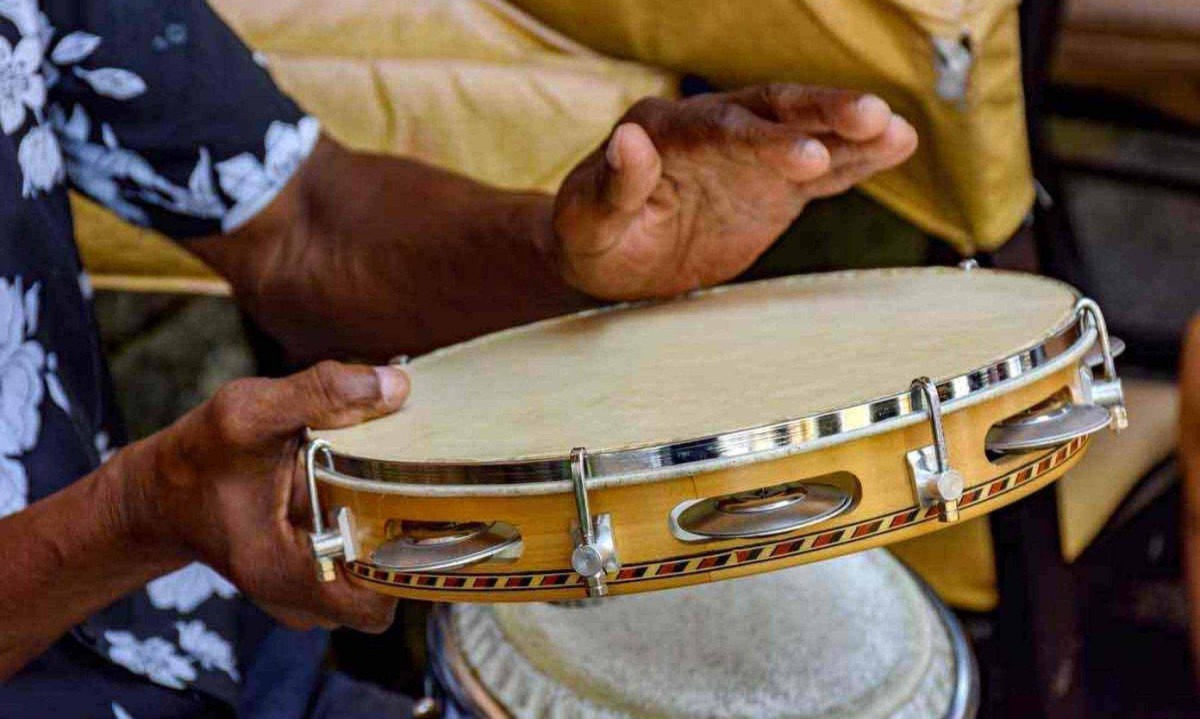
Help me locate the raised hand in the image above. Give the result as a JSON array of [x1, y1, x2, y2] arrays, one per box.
[[552, 85, 918, 300]]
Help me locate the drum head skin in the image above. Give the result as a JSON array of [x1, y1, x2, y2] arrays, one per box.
[[450, 550, 959, 719], [315, 268, 1075, 464]]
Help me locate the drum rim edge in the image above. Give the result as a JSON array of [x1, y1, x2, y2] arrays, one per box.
[[311, 314, 1092, 495], [424, 558, 979, 719], [909, 565, 981, 719]]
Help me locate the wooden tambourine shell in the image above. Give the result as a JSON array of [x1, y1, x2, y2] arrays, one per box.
[[306, 268, 1127, 602]]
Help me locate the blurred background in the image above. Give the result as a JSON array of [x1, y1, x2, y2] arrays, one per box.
[[88, 1, 1197, 717]]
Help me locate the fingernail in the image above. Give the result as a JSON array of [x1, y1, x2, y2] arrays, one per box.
[[888, 113, 915, 136], [606, 125, 625, 171], [373, 366, 409, 407], [795, 139, 828, 164], [855, 94, 889, 116]]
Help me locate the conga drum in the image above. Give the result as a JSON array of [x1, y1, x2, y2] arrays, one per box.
[[304, 267, 1127, 601], [424, 550, 978, 719]]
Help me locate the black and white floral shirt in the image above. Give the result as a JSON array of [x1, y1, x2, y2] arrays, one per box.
[[0, 1, 334, 716]]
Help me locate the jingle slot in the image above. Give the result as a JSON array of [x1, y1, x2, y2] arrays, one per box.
[[669, 472, 857, 543], [985, 391, 1110, 461], [371, 520, 523, 573]]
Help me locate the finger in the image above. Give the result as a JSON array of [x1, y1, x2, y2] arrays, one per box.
[[268, 361, 410, 436], [312, 569, 400, 634], [208, 363, 410, 445], [708, 105, 832, 183], [287, 460, 312, 525], [600, 123, 662, 214], [821, 114, 918, 172], [257, 526, 400, 633], [724, 85, 893, 141], [800, 158, 880, 200], [257, 567, 396, 634], [284, 524, 399, 632], [646, 102, 830, 183], [802, 152, 910, 200], [800, 121, 917, 199]]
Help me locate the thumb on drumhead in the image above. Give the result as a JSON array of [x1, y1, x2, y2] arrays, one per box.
[[278, 360, 410, 433]]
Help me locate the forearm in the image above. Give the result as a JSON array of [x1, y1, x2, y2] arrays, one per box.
[[192, 136, 593, 364], [0, 443, 182, 678]]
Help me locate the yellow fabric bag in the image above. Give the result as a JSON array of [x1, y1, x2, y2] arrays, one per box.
[[511, 0, 1035, 254]]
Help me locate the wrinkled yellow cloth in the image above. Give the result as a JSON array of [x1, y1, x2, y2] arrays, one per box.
[[511, 0, 1034, 253]]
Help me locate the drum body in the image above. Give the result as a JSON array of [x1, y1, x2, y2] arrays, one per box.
[[426, 550, 978, 719], [306, 268, 1128, 602]]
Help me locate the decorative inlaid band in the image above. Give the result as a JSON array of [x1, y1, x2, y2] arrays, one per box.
[[348, 437, 1087, 593]]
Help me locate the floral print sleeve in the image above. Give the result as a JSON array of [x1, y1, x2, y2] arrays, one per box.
[[0, 2, 342, 715], [39, 0, 317, 237]]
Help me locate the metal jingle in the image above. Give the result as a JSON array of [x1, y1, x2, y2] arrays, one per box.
[[715, 484, 809, 514], [1083, 335, 1125, 369], [388, 520, 487, 545], [985, 402, 1111, 453], [371, 521, 522, 573], [673, 482, 852, 540]]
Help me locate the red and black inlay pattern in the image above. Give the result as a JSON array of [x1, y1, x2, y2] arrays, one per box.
[[347, 436, 1086, 593]]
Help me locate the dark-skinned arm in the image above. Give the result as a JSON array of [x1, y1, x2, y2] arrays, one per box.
[[191, 142, 583, 365], [0, 447, 180, 677], [190, 87, 917, 365], [0, 362, 409, 679]]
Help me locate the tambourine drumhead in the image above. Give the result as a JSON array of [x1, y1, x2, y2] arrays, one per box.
[[315, 268, 1076, 464], [313, 267, 1102, 602], [437, 550, 975, 719]]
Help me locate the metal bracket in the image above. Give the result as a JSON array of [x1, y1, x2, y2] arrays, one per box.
[[906, 378, 965, 523], [306, 439, 360, 582], [569, 447, 620, 597], [1083, 335, 1125, 369], [1074, 298, 1127, 431]]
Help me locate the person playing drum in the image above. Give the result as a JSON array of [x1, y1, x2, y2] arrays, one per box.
[[0, 0, 917, 715]]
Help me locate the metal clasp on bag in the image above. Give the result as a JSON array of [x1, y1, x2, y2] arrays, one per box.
[[305, 438, 359, 582], [906, 377, 964, 524], [568, 448, 620, 597]]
